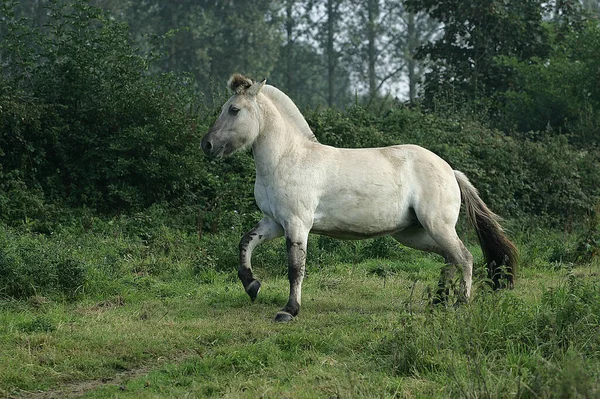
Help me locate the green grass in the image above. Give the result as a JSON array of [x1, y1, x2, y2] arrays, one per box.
[[1, 220, 599, 398]]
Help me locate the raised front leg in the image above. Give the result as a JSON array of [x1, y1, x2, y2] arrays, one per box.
[[274, 227, 309, 323], [238, 217, 283, 302]]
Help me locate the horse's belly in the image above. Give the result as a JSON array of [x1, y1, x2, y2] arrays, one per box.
[[310, 202, 414, 240], [310, 226, 399, 240]]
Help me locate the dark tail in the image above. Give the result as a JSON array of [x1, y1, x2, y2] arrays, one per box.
[[454, 171, 519, 289]]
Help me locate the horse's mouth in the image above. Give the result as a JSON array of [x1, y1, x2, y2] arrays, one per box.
[[215, 144, 234, 159], [215, 146, 226, 158]]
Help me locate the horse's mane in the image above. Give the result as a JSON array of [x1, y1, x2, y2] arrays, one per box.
[[262, 85, 319, 143]]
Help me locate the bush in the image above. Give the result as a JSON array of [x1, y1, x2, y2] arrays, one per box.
[[0, 228, 86, 299], [0, 0, 209, 211]]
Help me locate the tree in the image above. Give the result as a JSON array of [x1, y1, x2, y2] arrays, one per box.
[[405, 0, 550, 103], [340, 0, 438, 102], [492, 19, 600, 144], [93, 0, 284, 103], [403, 9, 438, 102], [345, 0, 403, 100], [0, 0, 208, 210], [325, 0, 342, 106], [581, 0, 600, 16]]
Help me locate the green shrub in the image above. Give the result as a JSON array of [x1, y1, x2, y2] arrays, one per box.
[[0, 228, 86, 299], [0, 0, 209, 211]]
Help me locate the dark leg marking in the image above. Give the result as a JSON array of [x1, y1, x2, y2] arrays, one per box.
[[245, 280, 261, 302], [238, 231, 260, 301], [274, 237, 306, 322]]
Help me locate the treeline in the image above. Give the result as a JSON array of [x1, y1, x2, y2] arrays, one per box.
[[10, 0, 440, 108], [0, 0, 599, 234]]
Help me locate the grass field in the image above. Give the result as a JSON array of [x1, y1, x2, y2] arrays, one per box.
[[1, 218, 599, 398]]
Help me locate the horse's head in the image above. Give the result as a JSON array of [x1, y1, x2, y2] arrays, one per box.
[[201, 74, 266, 158]]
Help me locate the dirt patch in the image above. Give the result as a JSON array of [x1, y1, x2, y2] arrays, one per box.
[[12, 350, 197, 399]]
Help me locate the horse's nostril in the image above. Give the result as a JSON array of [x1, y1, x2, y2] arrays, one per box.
[[202, 139, 213, 154]]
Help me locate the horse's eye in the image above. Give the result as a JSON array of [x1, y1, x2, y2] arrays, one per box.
[[229, 106, 240, 116]]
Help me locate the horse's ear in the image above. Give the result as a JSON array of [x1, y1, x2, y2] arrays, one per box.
[[247, 78, 266, 97], [228, 74, 253, 94]]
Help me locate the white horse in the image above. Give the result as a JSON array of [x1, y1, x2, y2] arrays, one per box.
[[201, 74, 518, 322]]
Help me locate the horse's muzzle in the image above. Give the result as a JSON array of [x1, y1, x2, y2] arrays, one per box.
[[201, 134, 214, 156]]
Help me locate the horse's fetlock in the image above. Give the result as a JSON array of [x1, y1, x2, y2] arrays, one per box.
[[238, 269, 255, 287]]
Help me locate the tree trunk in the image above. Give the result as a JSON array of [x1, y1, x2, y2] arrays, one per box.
[[367, 0, 378, 99], [327, 0, 336, 106], [407, 11, 417, 103], [285, 0, 294, 95]]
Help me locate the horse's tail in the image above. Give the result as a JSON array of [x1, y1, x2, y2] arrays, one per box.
[[454, 170, 518, 289]]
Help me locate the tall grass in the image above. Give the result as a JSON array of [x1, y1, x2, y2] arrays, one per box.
[[379, 274, 600, 398]]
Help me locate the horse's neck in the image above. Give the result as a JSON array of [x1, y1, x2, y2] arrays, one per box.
[[252, 91, 314, 173], [260, 86, 317, 142]]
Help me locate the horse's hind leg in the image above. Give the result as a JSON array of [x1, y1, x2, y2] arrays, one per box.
[[393, 225, 473, 305], [392, 228, 453, 304], [427, 226, 474, 305], [239, 217, 283, 302]]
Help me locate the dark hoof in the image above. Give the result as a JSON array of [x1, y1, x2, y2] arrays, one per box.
[[273, 311, 294, 323], [246, 280, 261, 302]]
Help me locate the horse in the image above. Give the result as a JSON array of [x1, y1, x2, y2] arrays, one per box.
[[201, 74, 518, 322]]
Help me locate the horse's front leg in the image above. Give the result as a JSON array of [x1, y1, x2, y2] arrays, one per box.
[[239, 217, 283, 302], [274, 225, 309, 322]]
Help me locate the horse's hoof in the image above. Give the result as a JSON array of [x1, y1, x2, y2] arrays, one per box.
[[273, 311, 294, 323], [246, 280, 261, 302]]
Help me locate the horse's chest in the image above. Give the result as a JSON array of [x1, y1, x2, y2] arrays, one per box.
[[254, 181, 274, 216], [254, 177, 314, 220]]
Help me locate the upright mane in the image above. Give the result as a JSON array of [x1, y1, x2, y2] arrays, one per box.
[[261, 85, 319, 143]]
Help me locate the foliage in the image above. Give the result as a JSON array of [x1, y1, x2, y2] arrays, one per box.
[[0, 0, 261, 234], [1, 0, 599, 232], [0, 0, 209, 211], [572, 204, 600, 262], [119, 0, 284, 104], [0, 227, 86, 299], [403, 0, 600, 151], [491, 21, 600, 145], [405, 0, 551, 101]]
